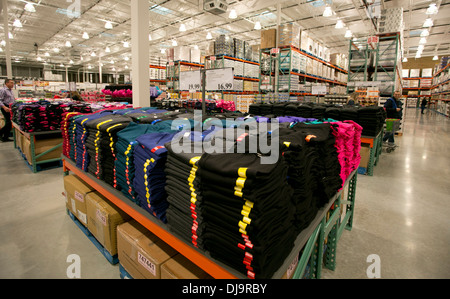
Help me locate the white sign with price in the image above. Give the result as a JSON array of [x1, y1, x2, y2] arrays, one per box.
[[206, 68, 234, 91], [179, 70, 201, 91]]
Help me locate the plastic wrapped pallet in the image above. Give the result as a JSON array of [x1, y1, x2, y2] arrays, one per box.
[[234, 60, 244, 77], [190, 48, 201, 64], [243, 63, 259, 78], [174, 46, 190, 62], [278, 23, 300, 48], [215, 35, 234, 56], [233, 79, 243, 91], [244, 41, 252, 61], [234, 38, 245, 59], [300, 31, 309, 51]]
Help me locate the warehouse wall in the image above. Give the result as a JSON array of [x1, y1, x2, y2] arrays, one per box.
[[402, 56, 442, 70]]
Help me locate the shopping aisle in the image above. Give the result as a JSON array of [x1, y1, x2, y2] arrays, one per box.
[[322, 108, 450, 278], [0, 108, 449, 279], [0, 146, 118, 279]]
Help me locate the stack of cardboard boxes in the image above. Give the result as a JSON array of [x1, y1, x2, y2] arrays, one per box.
[[377, 8, 404, 34]]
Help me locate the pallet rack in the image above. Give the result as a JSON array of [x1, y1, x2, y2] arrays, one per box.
[[165, 61, 204, 93], [62, 156, 358, 279]]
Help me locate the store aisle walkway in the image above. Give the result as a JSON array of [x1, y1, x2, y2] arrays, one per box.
[[322, 108, 450, 278], [0, 108, 449, 279]]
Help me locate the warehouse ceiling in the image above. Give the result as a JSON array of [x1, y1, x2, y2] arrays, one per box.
[[0, 0, 449, 74]]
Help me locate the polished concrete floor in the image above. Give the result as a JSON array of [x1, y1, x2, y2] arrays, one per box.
[[0, 108, 449, 279]]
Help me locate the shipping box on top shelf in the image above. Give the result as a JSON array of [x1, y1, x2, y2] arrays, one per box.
[[117, 220, 177, 279], [86, 192, 131, 256], [64, 175, 95, 226], [278, 23, 301, 48], [161, 253, 212, 279], [261, 29, 277, 49]]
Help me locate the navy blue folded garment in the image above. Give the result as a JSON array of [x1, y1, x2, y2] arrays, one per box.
[[133, 132, 177, 222]]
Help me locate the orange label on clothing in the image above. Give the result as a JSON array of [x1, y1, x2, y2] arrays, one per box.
[[305, 135, 317, 142]]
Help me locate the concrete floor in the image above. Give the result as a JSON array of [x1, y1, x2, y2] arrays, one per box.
[[0, 108, 449, 279]]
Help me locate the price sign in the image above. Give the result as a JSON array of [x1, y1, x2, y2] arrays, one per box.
[[270, 48, 280, 54], [179, 70, 201, 91], [368, 36, 379, 44], [205, 68, 234, 91], [210, 56, 216, 61]]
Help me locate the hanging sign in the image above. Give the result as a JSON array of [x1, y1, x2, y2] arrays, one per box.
[[205, 68, 234, 91], [179, 70, 201, 91]]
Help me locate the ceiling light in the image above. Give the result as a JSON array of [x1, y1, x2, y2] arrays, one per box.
[[125, 65, 129, 69], [123, 41, 130, 48], [88, 65, 92, 69], [112, 68, 116, 72], [105, 21, 113, 29], [345, 30, 352, 38], [418, 44, 425, 51], [45, 52, 50, 57], [124, 56, 129, 61], [161, 48, 166, 54], [172, 40, 177, 46], [110, 60, 114, 64], [423, 18, 433, 27], [0, 48, 3, 52], [65, 41, 72, 47], [149, 34, 152, 41], [420, 29, 429, 37], [403, 57, 408, 62], [432, 55, 438, 60], [194, 45, 199, 50], [206, 32, 212, 40], [53, 48, 60, 53], [415, 52, 421, 59], [24, 3, 36, 13], [254, 21, 261, 30], [419, 37, 427, 44], [91, 52, 96, 57], [13, 19, 23, 28], [105, 46, 111, 53], [1, 40, 5, 46], [229, 8, 237, 19], [179, 23, 186, 32], [82, 32, 89, 39], [426, 3, 438, 15], [70, 60, 74, 64], [323, 6, 333, 17], [335, 20, 344, 29], [60, 63, 65, 67], [8, 33, 13, 39]]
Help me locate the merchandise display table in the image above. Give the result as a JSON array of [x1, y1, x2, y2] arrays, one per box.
[[360, 130, 383, 176], [12, 122, 63, 173], [62, 156, 358, 279]]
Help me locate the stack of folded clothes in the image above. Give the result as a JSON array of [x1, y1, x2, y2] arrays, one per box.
[[84, 114, 132, 186], [196, 130, 297, 279], [297, 103, 313, 118], [248, 104, 261, 115], [357, 106, 386, 136], [311, 104, 327, 120], [133, 132, 178, 222], [325, 106, 341, 120], [339, 106, 359, 123]]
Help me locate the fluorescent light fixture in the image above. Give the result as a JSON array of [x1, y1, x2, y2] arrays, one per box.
[[254, 21, 261, 30], [335, 20, 344, 29], [24, 3, 36, 13], [0, 48, 3, 52], [8, 32, 13, 39], [423, 18, 433, 27], [345, 30, 352, 38], [13, 19, 23, 28], [112, 68, 116, 72], [70, 60, 74, 64], [149, 34, 152, 41], [110, 60, 114, 64], [161, 48, 166, 54], [323, 6, 333, 17], [433, 55, 438, 60], [206, 32, 212, 40], [91, 52, 96, 57], [53, 48, 60, 53], [124, 56, 129, 61], [82, 32, 89, 39], [45, 52, 50, 57], [125, 65, 129, 69], [229, 9, 237, 19], [123, 41, 130, 48], [88, 65, 92, 69], [420, 29, 429, 37], [419, 37, 427, 44], [194, 45, 199, 50], [426, 3, 438, 15], [1, 40, 6, 46], [105, 46, 111, 52], [65, 41, 72, 47], [60, 63, 65, 67], [403, 57, 408, 62], [415, 52, 421, 58], [172, 40, 178, 46], [179, 23, 186, 32], [105, 21, 113, 29]]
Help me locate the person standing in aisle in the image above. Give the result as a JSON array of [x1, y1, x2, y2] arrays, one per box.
[[421, 97, 428, 114], [0, 79, 16, 142], [382, 90, 402, 145]]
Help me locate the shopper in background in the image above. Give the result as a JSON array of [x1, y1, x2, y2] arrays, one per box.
[[71, 91, 83, 102], [382, 90, 402, 145], [347, 92, 358, 106], [421, 97, 428, 114], [0, 79, 16, 142]]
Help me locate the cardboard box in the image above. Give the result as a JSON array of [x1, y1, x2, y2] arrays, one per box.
[[161, 253, 212, 279], [410, 69, 420, 78], [359, 144, 371, 168], [86, 192, 131, 256], [64, 175, 95, 226], [21, 137, 63, 165], [260, 29, 277, 50], [117, 220, 177, 279]]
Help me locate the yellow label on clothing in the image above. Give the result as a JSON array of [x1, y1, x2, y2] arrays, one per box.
[[243, 216, 251, 225], [283, 141, 291, 148], [238, 168, 247, 178], [235, 177, 246, 188], [239, 221, 247, 230], [234, 190, 243, 198], [245, 200, 254, 208], [190, 157, 200, 165]]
